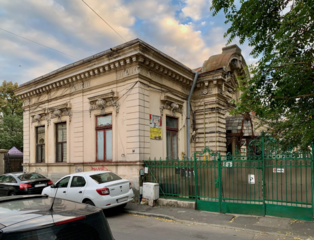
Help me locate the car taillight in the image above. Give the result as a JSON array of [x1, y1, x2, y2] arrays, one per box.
[[20, 184, 32, 189], [47, 180, 53, 185], [129, 182, 132, 189], [55, 216, 86, 226], [96, 188, 110, 195]]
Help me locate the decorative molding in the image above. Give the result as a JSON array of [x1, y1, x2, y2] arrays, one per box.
[[117, 66, 141, 79], [199, 88, 212, 96], [88, 91, 119, 116], [31, 108, 49, 125], [17, 53, 194, 100], [48, 102, 72, 123], [160, 94, 184, 117], [23, 99, 31, 106], [70, 81, 90, 92]]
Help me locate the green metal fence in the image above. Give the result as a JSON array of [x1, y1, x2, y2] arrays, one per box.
[[144, 136, 314, 221], [144, 159, 196, 200]]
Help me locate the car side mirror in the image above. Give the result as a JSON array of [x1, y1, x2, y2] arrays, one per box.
[[50, 184, 56, 188]]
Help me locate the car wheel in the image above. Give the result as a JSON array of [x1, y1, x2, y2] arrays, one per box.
[[8, 192, 16, 196], [84, 200, 95, 206]]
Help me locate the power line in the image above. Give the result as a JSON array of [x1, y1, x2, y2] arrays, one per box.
[[0, 27, 78, 59], [81, 0, 126, 42]]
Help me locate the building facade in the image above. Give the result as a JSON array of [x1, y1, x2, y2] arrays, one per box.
[[15, 39, 257, 195]]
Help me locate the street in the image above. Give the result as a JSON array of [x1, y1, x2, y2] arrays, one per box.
[[105, 210, 303, 240]]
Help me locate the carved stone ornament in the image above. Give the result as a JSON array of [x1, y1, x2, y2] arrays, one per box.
[[160, 100, 183, 117], [31, 108, 49, 125], [33, 114, 41, 124], [199, 88, 212, 96], [48, 102, 72, 123], [96, 99, 106, 110], [88, 91, 119, 116]]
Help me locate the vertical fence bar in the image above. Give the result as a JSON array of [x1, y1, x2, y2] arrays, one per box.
[[311, 142, 314, 216], [262, 133, 266, 216], [194, 153, 198, 206], [290, 160, 292, 206], [218, 154, 222, 212]]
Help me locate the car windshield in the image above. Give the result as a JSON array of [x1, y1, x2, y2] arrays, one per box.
[[90, 172, 122, 184], [18, 173, 46, 181]]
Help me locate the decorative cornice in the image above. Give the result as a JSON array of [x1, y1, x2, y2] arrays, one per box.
[[17, 53, 194, 100]]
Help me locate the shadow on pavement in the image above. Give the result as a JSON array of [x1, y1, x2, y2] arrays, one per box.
[[103, 206, 127, 218]]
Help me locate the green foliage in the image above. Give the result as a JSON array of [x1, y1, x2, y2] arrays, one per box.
[[0, 81, 23, 116], [0, 114, 23, 150], [211, 0, 314, 149]]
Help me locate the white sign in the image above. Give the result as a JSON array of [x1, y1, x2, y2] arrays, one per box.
[[223, 161, 233, 167], [273, 168, 284, 173], [248, 174, 255, 184], [144, 167, 149, 174]]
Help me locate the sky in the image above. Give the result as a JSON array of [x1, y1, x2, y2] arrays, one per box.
[[0, 0, 257, 86]]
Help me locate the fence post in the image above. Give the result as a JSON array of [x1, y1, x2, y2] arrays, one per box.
[[262, 132, 266, 216], [194, 152, 198, 207], [218, 153, 222, 213], [311, 142, 314, 216]]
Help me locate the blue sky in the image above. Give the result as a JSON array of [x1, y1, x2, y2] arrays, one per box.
[[0, 0, 256, 86]]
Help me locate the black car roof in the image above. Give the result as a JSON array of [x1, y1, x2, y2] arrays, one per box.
[[0, 195, 101, 232]]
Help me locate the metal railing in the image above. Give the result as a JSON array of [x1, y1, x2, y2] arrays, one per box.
[[144, 135, 314, 220]]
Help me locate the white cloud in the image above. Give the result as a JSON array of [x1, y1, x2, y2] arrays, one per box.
[[0, 0, 254, 84], [182, 0, 210, 21]]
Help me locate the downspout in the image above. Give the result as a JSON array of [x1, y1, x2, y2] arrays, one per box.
[[186, 70, 199, 160]]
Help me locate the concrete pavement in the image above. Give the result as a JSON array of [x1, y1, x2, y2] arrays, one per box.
[[110, 202, 314, 239], [104, 208, 311, 240]]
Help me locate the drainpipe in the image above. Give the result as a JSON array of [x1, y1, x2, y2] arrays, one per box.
[[186, 70, 199, 160]]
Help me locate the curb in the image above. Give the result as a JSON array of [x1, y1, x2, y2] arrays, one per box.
[[124, 210, 313, 240]]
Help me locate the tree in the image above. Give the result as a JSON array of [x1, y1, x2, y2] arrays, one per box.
[[0, 114, 23, 150], [0, 81, 23, 116], [211, 0, 314, 149], [0, 81, 23, 150]]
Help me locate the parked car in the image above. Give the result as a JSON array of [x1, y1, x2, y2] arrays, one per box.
[[0, 172, 53, 196], [42, 171, 134, 209], [0, 194, 114, 240]]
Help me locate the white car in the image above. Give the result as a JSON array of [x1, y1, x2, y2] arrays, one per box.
[[42, 171, 134, 209]]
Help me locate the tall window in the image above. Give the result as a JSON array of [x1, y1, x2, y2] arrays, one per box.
[[166, 117, 178, 159], [96, 115, 112, 161], [56, 123, 67, 162], [36, 126, 45, 163]]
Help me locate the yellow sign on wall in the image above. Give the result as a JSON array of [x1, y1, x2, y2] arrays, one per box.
[[150, 114, 162, 140]]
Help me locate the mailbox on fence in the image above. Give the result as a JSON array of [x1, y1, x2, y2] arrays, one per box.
[[143, 182, 159, 200]]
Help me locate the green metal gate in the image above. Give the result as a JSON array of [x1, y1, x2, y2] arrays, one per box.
[[194, 136, 314, 221], [144, 136, 314, 221]]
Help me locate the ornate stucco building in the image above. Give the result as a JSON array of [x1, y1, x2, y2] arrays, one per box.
[[15, 39, 258, 194]]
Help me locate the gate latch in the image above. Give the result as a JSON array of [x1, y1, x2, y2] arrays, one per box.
[[215, 179, 219, 188]]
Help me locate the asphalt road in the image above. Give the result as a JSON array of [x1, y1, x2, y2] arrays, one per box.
[[104, 210, 304, 240]]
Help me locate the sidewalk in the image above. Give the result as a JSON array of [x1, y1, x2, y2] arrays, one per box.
[[124, 202, 314, 239]]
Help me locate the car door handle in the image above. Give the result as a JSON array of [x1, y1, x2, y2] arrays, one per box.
[[63, 191, 66, 193], [79, 191, 82, 193]]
